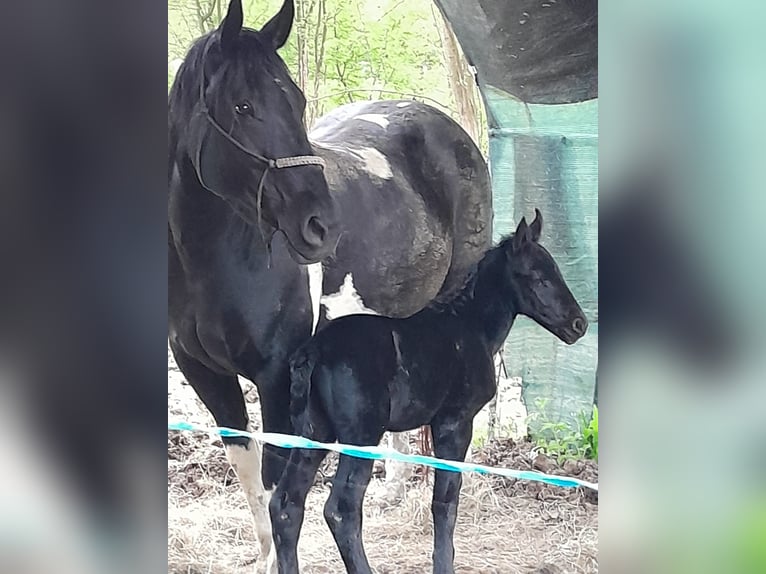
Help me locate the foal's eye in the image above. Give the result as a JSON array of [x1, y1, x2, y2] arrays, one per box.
[[234, 101, 254, 116]]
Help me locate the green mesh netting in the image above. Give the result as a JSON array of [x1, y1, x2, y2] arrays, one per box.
[[485, 88, 598, 434]]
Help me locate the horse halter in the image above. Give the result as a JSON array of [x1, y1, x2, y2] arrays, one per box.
[[194, 68, 326, 259]]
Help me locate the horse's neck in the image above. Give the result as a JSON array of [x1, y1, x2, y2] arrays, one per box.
[[169, 154, 272, 275], [460, 270, 518, 356]]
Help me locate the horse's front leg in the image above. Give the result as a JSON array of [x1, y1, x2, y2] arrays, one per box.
[[171, 345, 276, 573], [257, 368, 294, 489], [244, 366, 294, 573], [430, 417, 473, 574]]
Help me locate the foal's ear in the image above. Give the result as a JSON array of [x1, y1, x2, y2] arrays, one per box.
[[512, 217, 529, 251], [529, 208, 543, 242], [261, 0, 295, 50], [219, 0, 243, 54]]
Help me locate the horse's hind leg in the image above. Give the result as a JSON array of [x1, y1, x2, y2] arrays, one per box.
[[325, 454, 376, 574], [171, 346, 276, 573], [270, 447, 328, 574], [430, 417, 473, 574]]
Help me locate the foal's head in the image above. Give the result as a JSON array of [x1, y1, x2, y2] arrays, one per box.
[[501, 210, 588, 344], [175, 0, 339, 263]]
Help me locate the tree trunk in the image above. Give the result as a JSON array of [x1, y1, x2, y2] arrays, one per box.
[[309, 0, 327, 127], [295, 0, 311, 109], [434, 10, 482, 146], [194, 0, 218, 35]]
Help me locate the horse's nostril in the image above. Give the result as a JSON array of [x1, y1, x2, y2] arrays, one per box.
[[303, 216, 328, 247], [572, 317, 587, 336]]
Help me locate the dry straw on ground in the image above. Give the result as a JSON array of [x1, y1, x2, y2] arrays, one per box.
[[168, 432, 597, 574]]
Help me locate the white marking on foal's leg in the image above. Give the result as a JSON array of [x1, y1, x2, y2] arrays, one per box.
[[307, 262, 323, 335], [354, 113, 390, 129], [225, 441, 277, 574], [320, 273, 379, 321]]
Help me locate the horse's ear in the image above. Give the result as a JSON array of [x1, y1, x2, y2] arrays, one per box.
[[260, 0, 295, 50], [512, 217, 529, 251], [529, 208, 543, 242], [219, 0, 243, 54]]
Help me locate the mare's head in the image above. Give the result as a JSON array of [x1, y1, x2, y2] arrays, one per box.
[[173, 0, 339, 263], [502, 210, 588, 344]]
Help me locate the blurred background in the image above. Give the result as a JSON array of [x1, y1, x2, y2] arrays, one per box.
[[600, 1, 766, 573]]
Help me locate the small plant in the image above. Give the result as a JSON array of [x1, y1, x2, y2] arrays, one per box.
[[580, 405, 598, 460], [471, 426, 488, 449], [529, 399, 598, 462]]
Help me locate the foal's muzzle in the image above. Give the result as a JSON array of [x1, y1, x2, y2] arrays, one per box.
[[561, 314, 589, 344], [572, 316, 588, 338]]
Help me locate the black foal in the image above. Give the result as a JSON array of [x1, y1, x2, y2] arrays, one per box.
[[270, 210, 588, 574]]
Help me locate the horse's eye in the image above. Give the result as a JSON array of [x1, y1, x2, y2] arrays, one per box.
[[235, 101, 254, 116]]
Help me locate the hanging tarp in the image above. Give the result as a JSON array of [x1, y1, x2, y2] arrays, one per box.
[[433, 0, 597, 105]]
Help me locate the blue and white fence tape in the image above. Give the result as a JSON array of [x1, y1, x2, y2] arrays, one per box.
[[168, 420, 598, 492]]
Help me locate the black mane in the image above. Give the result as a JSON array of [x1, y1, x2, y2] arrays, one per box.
[[169, 35, 209, 122], [426, 234, 516, 315]]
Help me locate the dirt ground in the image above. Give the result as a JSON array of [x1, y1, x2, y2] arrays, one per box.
[[168, 352, 598, 574]]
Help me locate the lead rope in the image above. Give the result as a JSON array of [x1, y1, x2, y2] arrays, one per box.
[[255, 167, 273, 268]]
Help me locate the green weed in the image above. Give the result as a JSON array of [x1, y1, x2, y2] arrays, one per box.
[[529, 398, 598, 462]]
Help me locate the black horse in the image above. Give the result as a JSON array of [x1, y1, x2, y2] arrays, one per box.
[[168, 0, 491, 568], [269, 210, 587, 574]]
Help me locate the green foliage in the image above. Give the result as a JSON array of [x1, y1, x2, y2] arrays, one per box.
[[727, 499, 766, 574], [530, 398, 598, 462], [168, 0, 461, 127]]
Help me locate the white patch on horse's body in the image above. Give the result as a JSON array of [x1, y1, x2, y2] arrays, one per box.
[[396, 101, 412, 108], [225, 442, 278, 574], [307, 262, 323, 335], [355, 147, 393, 180], [354, 113, 389, 129], [308, 141, 393, 180], [307, 140, 347, 155], [320, 273, 378, 321]]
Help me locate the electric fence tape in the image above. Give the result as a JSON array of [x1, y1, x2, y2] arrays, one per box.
[[168, 420, 598, 491]]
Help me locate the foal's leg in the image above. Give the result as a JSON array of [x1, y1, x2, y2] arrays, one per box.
[[270, 448, 328, 574], [325, 455, 376, 574], [430, 418, 473, 574], [171, 347, 275, 573]]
